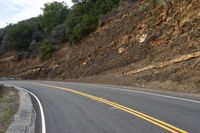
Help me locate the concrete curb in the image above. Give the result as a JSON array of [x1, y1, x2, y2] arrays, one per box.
[[5, 85, 36, 133]]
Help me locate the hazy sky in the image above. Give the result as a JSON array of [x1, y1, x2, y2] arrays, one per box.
[[0, 0, 73, 28]]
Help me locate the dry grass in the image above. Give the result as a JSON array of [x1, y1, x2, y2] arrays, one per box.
[[0, 86, 19, 133]]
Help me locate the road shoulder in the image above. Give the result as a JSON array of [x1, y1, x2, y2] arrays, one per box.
[[4, 85, 36, 133], [0, 85, 19, 133]]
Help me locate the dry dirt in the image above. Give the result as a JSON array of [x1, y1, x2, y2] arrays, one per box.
[[0, 0, 200, 93]]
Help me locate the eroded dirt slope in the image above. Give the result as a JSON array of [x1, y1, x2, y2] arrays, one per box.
[[0, 0, 200, 93]]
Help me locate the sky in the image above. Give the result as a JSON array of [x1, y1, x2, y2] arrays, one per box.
[[0, 0, 73, 28]]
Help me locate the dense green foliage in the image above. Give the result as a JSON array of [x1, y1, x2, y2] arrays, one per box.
[[0, 0, 122, 59], [37, 41, 54, 60], [49, 24, 66, 44], [0, 29, 6, 45], [39, 1, 69, 33], [0, 84, 3, 96], [66, 14, 98, 44], [65, 0, 120, 43], [4, 19, 41, 51]]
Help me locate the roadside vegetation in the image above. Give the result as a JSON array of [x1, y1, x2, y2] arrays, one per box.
[[0, 85, 19, 133], [0, 85, 3, 98], [0, 0, 123, 59], [0, 0, 174, 60]]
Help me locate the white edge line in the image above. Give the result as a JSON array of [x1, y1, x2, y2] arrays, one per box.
[[103, 86, 200, 104], [62, 82, 200, 104], [3, 83, 46, 133], [25, 89, 46, 133], [92, 84, 200, 104], [4, 83, 46, 133]]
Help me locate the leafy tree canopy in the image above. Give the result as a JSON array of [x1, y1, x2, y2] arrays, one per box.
[[3, 18, 41, 51], [39, 1, 69, 33], [0, 0, 122, 57]]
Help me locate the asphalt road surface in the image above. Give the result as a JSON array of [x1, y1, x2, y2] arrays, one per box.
[[1, 80, 200, 133]]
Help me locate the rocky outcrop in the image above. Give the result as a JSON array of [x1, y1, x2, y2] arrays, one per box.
[[125, 51, 200, 75], [0, 0, 199, 93]]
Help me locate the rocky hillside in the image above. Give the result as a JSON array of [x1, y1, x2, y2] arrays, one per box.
[[0, 0, 200, 93]]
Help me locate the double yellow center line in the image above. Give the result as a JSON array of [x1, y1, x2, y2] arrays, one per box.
[[32, 83, 188, 133]]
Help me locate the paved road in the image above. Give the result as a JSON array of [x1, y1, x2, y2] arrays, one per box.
[[1, 80, 200, 133]]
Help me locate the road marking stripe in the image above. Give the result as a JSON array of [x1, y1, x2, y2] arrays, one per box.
[[25, 89, 46, 133], [42, 81, 200, 104], [5, 84, 46, 133], [32, 83, 188, 133], [96, 99, 187, 133], [66, 82, 200, 104], [97, 85, 200, 104]]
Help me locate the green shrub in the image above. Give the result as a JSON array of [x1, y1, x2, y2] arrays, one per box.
[[94, 0, 115, 15], [0, 29, 5, 44], [37, 41, 54, 60], [0, 84, 3, 97], [49, 24, 66, 44], [65, 0, 120, 44], [2, 18, 42, 52], [131, 4, 147, 17], [139, 5, 147, 12], [150, 0, 165, 6], [5, 23, 33, 51], [69, 14, 98, 44]]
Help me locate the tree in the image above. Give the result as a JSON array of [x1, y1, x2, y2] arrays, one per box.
[[2, 18, 42, 51], [65, 0, 119, 44], [0, 0, 121, 55], [72, 0, 86, 4], [48, 24, 66, 44], [69, 14, 98, 43], [39, 1, 69, 33], [0, 25, 12, 46], [0, 29, 5, 45], [94, 0, 115, 15]]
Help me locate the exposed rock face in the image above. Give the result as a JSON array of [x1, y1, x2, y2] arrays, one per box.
[[125, 51, 200, 75], [0, 0, 200, 93]]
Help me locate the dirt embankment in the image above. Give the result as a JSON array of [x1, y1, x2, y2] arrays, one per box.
[[0, 0, 200, 93]]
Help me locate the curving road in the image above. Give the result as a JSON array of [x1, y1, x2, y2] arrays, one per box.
[[1, 80, 200, 133]]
